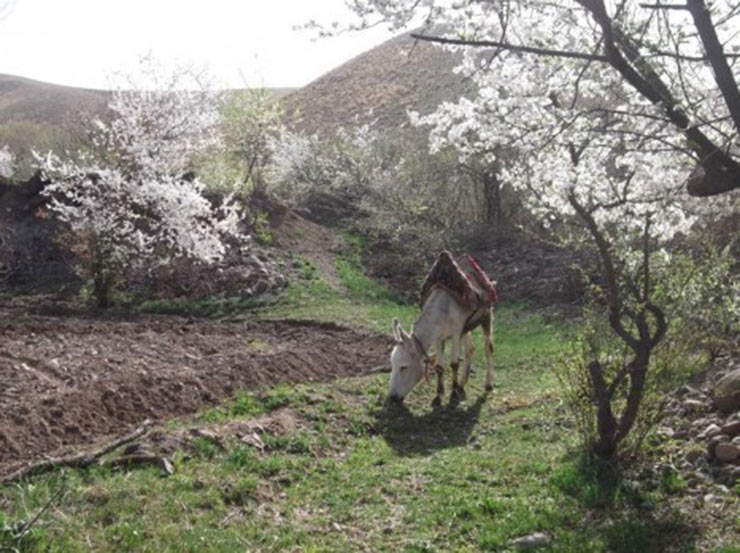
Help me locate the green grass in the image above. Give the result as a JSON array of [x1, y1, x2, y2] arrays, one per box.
[[1, 243, 735, 552], [0, 371, 716, 552]]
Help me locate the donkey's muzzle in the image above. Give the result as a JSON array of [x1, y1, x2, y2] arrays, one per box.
[[388, 393, 404, 405]]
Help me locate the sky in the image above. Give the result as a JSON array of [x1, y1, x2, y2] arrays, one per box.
[[0, 0, 405, 90]]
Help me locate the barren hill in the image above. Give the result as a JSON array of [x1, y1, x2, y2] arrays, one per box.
[[0, 74, 296, 126], [284, 31, 473, 135], [1, 30, 471, 140], [0, 73, 109, 127]]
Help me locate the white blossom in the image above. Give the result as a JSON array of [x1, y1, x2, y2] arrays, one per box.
[[0, 145, 15, 178], [38, 59, 245, 303]]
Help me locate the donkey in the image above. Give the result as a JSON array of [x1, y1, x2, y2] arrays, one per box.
[[389, 285, 494, 406]]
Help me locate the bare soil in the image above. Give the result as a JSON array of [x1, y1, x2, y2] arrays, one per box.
[[0, 309, 391, 475]]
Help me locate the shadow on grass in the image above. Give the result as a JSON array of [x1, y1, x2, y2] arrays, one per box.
[[373, 392, 488, 457], [602, 514, 700, 553], [552, 453, 701, 552]]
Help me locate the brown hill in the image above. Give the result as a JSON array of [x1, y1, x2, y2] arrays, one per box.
[[284, 31, 473, 135], [1, 30, 470, 140], [0, 74, 296, 177], [0, 73, 109, 127], [0, 74, 296, 128]]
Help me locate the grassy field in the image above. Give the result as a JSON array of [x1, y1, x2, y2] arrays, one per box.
[[2, 252, 738, 552]]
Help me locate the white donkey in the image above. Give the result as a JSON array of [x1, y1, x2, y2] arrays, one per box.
[[389, 285, 494, 406]]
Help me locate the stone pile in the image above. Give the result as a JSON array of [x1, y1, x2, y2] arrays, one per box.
[[655, 358, 740, 491]]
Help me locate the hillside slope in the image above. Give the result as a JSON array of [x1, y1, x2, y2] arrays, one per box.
[[284, 31, 474, 135], [0, 73, 108, 126]]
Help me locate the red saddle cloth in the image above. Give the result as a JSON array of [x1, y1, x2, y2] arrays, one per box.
[[463, 254, 499, 306], [419, 251, 498, 309]]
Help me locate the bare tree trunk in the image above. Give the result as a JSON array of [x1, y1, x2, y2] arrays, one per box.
[[482, 170, 502, 230], [569, 193, 667, 460], [589, 360, 619, 458]]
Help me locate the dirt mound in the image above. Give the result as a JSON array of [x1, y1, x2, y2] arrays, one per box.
[[0, 312, 391, 474]]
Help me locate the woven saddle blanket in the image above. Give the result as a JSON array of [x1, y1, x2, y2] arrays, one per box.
[[419, 251, 498, 310]]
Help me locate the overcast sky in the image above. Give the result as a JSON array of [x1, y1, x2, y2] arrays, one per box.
[[0, 0, 404, 89]]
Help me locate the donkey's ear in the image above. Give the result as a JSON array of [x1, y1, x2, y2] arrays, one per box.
[[392, 318, 402, 342]]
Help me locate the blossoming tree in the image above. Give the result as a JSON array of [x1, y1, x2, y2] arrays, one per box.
[[0, 145, 14, 179], [340, 0, 740, 197], [40, 61, 244, 307], [339, 0, 738, 457]]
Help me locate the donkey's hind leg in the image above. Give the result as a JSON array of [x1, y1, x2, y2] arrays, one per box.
[[431, 341, 445, 408], [482, 312, 494, 392], [457, 333, 475, 398]]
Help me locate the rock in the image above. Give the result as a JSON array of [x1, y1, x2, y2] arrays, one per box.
[[691, 418, 711, 433], [708, 434, 731, 457], [680, 384, 701, 396], [698, 423, 722, 440], [719, 465, 740, 486], [673, 428, 690, 440], [508, 532, 551, 549], [159, 457, 175, 476], [273, 274, 287, 289], [715, 443, 740, 463], [720, 420, 740, 437], [253, 279, 270, 295], [246, 254, 264, 268], [685, 448, 705, 463], [657, 426, 675, 438], [713, 368, 740, 412], [682, 399, 705, 412]]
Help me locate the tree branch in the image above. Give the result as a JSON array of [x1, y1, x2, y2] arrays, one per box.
[[410, 33, 609, 62], [568, 191, 640, 351], [639, 3, 688, 9], [577, 0, 740, 196], [1, 420, 153, 484], [644, 49, 740, 62], [686, 0, 740, 136]]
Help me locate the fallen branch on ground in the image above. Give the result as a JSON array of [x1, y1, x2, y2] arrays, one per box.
[[363, 365, 390, 375], [0, 420, 153, 484]]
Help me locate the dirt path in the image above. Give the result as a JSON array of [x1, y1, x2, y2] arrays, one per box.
[[273, 210, 344, 289], [0, 311, 391, 474]]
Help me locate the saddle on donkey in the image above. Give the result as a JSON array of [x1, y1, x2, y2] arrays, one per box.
[[419, 251, 498, 333]]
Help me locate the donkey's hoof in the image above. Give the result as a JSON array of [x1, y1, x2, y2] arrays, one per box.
[[431, 396, 442, 408], [450, 386, 465, 403]]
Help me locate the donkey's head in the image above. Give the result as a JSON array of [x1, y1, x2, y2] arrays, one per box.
[[389, 318, 428, 402]]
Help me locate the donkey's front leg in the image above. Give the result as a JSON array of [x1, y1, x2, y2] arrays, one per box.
[[431, 341, 445, 408], [449, 333, 464, 402], [432, 364, 444, 408]]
